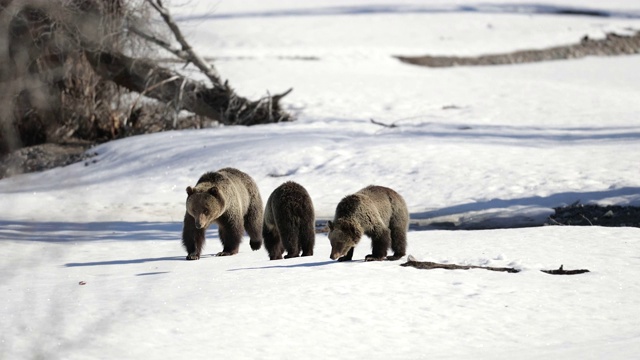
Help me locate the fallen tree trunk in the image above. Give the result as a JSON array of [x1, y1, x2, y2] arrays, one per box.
[[121, 0, 294, 126], [80, 0, 294, 126], [84, 50, 292, 126]]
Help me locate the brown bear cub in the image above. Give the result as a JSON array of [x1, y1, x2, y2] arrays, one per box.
[[182, 168, 264, 260], [263, 181, 315, 260], [328, 185, 408, 262]]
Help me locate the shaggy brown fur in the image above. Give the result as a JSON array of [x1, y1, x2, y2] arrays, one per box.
[[263, 181, 315, 260], [328, 185, 408, 262], [182, 168, 263, 260]]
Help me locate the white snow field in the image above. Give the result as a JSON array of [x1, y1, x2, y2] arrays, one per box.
[[2, 0, 640, 359]]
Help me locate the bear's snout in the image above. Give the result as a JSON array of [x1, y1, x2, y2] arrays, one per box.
[[330, 250, 342, 260]]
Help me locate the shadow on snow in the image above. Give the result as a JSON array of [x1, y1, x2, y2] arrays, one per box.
[[388, 124, 640, 144], [177, 4, 640, 21], [0, 220, 184, 243], [1, 187, 638, 246], [409, 186, 640, 230], [65, 256, 184, 267], [227, 260, 336, 271], [412, 186, 640, 220]]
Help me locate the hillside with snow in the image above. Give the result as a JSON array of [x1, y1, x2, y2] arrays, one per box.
[[1, 1, 640, 359]]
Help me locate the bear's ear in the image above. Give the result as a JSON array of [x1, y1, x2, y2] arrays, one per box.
[[327, 220, 334, 231], [208, 187, 218, 197], [186, 186, 194, 196]]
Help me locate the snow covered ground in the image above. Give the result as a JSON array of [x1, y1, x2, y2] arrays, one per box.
[[2, 1, 640, 359]]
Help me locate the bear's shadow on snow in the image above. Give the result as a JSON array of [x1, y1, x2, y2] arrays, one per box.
[[0, 220, 187, 267], [65, 256, 184, 267]]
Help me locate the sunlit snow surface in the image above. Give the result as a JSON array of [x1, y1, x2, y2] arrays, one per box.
[[1, 1, 640, 359]]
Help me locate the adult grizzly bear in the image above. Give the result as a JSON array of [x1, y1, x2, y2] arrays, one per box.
[[182, 168, 263, 260], [328, 185, 408, 262], [263, 181, 315, 260]]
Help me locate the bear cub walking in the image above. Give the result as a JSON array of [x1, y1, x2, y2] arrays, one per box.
[[182, 168, 264, 260], [263, 181, 315, 260], [328, 185, 408, 262]]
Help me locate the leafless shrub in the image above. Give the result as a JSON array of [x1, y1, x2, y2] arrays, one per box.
[[0, 0, 188, 156]]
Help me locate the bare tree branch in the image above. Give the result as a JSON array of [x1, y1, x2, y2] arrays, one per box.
[[144, 0, 221, 85], [127, 22, 189, 60], [401, 255, 520, 273], [123, 0, 294, 125], [402, 255, 591, 275]]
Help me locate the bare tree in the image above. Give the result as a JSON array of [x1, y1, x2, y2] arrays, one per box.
[[0, 0, 293, 158]]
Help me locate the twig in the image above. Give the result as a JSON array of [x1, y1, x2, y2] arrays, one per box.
[[370, 118, 397, 128], [579, 214, 594, 225], [272, 88, 293, 102], [127, 22, 189, 59], [546, 217, 565, 226]]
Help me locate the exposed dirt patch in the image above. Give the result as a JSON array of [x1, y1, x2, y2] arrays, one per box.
[[396, 30, 640, 67]]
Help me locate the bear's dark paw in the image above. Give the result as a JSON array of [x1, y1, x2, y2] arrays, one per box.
[[301, 251, 313, 257], [250, 240, 262, 251], [269, 255, 284, 260], [216, 251, 236, 257], [385, 255, 404, 261], [337, 256, 352, 262], [186, 254, 200, 260], [364, 255, 385, 262], [284, 253, 299, 259]]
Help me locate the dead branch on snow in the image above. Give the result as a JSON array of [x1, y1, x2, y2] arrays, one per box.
[[402, 255, 590, 275]]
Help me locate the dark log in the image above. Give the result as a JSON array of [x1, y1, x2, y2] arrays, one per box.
[[401, 255, 520, 273], [84, 49, 292, 125], [402, 256, 590, 275], [540, 265, 590, 275]]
